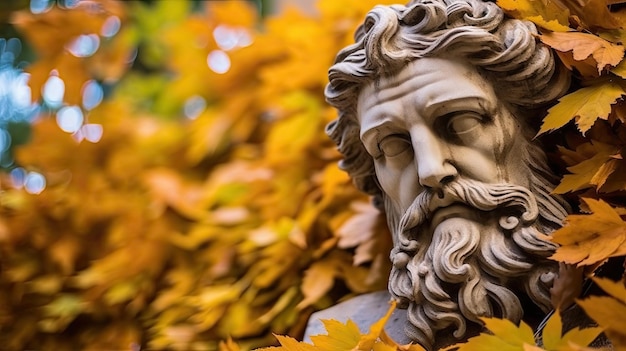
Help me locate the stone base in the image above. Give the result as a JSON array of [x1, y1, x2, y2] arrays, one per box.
[[303, 291, 411, 344]]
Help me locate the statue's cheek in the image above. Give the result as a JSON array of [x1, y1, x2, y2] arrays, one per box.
[[374, 160, 421, 213]]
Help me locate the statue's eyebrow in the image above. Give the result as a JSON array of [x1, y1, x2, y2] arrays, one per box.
[[360, 119, 395, 153], [422, 96, 490, 121]]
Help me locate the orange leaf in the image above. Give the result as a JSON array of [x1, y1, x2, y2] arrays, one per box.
[[297, 260, 338, 309], [550, 198, 626, 266], [540, 32, 624, 73]]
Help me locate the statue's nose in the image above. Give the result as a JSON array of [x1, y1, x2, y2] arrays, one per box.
[[413, 128, 458, 190]]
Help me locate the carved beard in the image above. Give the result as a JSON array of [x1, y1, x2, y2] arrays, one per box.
[[386, 178, 566, 350]]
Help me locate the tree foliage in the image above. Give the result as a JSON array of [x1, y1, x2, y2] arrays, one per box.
[[0, 0, 396, 349]]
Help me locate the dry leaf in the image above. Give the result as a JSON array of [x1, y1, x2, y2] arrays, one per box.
[[540, 32, 625, 73], [538, 82, 624, 135], [550, 263, 584, 310], [550, 198, 626, 267]]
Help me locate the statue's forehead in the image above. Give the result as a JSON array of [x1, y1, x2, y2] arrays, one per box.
[[357, 57, 496, 122]]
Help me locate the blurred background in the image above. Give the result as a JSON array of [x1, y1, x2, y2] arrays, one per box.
[[0, 0, 397, 349]]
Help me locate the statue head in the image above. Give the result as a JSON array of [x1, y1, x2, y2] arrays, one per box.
[[325, 0, 572, 349]]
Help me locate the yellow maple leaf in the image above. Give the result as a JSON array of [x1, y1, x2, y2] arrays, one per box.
[[557, 0, 622, 32], [537, 82, 624, 135], [497, 0, 570, 32], [552, 141, 621, 194], [447, 312, 603, 351], [310, 319, 362, 350], [540, 32, 625, 73], [258, 301, 424, 351], [550, 198, 626, 267], [445, 317, 535, 351], [576, 277, 626, 350], [541, 310, 604, 350], [611, 59, 626, 79], [256, 335, 321, 351]]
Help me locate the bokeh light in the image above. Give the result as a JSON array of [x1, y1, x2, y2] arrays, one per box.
[[9, 167, 27, 188], [82, 80, 103, 111], [56, 106, 84, 133], [81, 123, 103, 143], [207, 50, 230, 74], [101, 16, 121, 38], [43, 75, 65, 107], [24, 171, 46, 194], [30, 0, 52, 14], [183, 95, 206, 120], [213, 25, 252, 51], [0, 130, 11, 153], [67, 34, 100, 58]]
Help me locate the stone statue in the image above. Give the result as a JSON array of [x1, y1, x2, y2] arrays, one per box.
[[309, 0, 578, 349]]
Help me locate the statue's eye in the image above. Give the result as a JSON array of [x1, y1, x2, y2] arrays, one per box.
[[378, 135, 411, 157], [446, 113, 483, 136]]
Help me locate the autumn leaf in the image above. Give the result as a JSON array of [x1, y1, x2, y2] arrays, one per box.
[[539, 32, 624, 73], [553, 141, 621, 194], [219, 337, 242, 351], [550, 198, 626, 267], [537, 82, 624, 135], [445, 317, 535, 351], [309, 319, 362, 350], [557, 0, 622, 32], [611, 59, 626, 79], [540, 310, 604, 350], [297, 260, 339, 309], [576, 277, 626, 350], [497, 0, 570, 32], [550, 263, 584, 310], [256, 335, 321, 351]]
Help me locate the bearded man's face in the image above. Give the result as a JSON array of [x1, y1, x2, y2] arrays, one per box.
[[357, 57, 569, 350]]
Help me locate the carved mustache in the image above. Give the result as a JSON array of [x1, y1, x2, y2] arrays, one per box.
[[395, 178, 539, 254]]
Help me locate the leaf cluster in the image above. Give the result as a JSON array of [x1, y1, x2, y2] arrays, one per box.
[[0, 0, 397, 349]]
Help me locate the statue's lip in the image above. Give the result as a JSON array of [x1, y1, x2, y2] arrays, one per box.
[[429, 203, 474, 228]]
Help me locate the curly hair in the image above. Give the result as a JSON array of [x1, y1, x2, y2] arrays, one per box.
[[325, 0, 570, 205]]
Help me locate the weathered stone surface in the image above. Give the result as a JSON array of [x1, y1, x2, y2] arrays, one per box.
[[303, 291, 410, 345], [316, 0, 579, 349]]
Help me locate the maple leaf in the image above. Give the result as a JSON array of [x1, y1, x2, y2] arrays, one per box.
[[537, 82, 624, 135], [553, 141, 621, 194], [255, 335, 321, 351], [539, 32, 625, 73], [555, 51, 600, 79], [540, 310, 604, 350], [557, 0, 622, 32], [445, 317, 536, 351], [576, 277, 626, 350], [611, 59, 626, 80], [310, 319, 362, 350], [497, 0, 570, 32], [550, 198, 626, 267]]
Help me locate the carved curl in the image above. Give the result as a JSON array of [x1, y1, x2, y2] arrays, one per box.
[[325, 0, 570, 204]]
